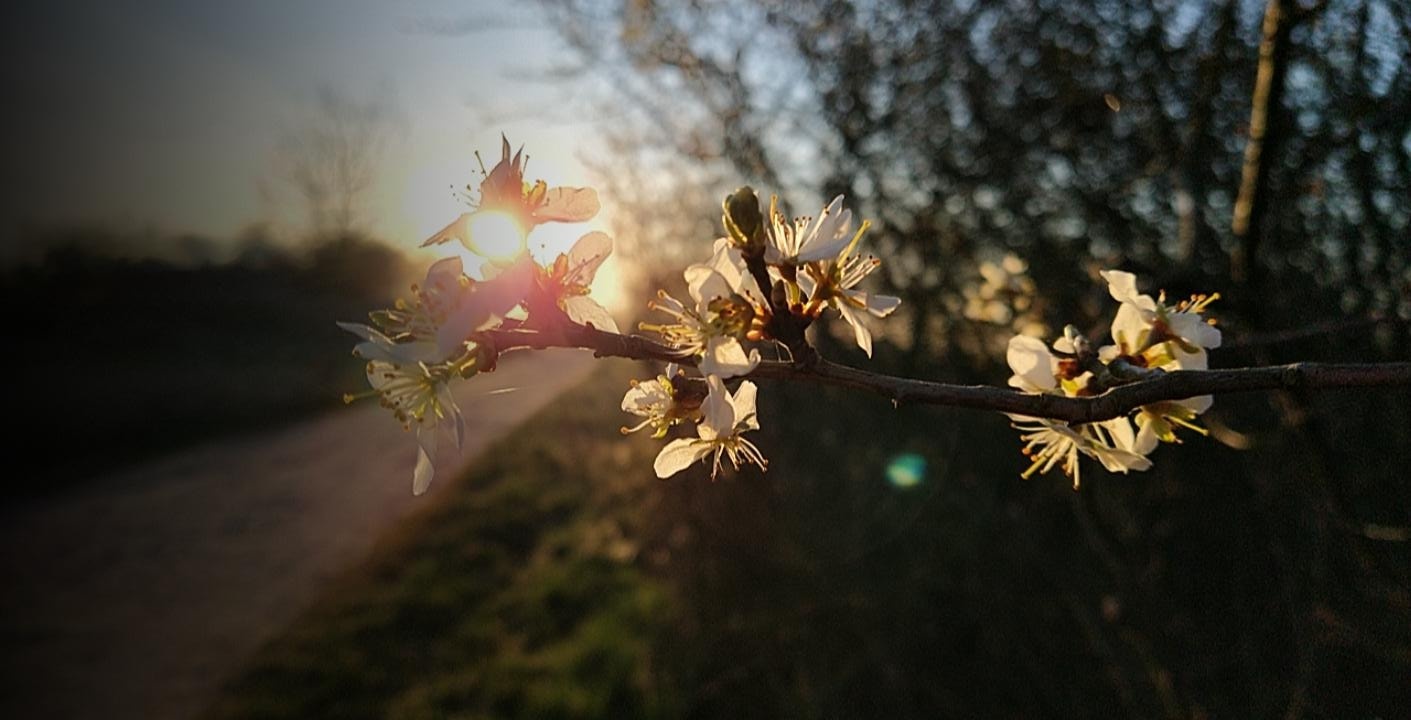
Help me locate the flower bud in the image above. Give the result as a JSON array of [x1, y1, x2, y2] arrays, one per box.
[[722, 187, 765, 256]]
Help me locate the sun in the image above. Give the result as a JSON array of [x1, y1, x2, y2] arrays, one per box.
[[464, 210, 526, 264], [393, 136, 634, 314]]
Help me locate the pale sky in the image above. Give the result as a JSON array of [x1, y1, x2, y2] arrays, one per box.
[[1, 0, 611, 260]]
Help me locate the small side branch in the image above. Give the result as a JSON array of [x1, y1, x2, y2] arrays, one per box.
[[486, 325, 1411, 424]]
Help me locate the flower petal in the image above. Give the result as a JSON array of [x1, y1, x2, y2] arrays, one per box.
[[1093, 446, 1153, 474], [700, 375, 736, 438], [1006, 335, 1058, 392], [699, 337, 760, 379], [1169, 313, 1222, 349], [693, 238, 761, 299], [1133, 416, 1160, 455], [863, 292, 902, 318], [566, 231, 612, 286], [1178, 394, 1214, 414], [837, 302, 874, 357], [1100, 417, 1139, 453], [562, 295, 619, 333], [338, 321, 390, 344], [534, 186, 600, 223], [421, 213, 471, 248], [654, 438, 712, 478], [1109, 302, 1149, 352], [622, 382, 666, 414], [730, 380, 759, 431], [413, 425, 439, 495], [436, 257, 534, 357], [1100, 269, 1157, 311], [796, 196, 853, 262], [685, 266, 734, 308]]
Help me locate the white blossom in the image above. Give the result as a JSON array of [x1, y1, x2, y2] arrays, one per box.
[[421, 136, 598, 254], [643, 265, 761, 379], [1003, 334, 1152, 485], [1008, 416, 1152, 489], [621, 365, 697, 438], [793, 200, 901, 357], [764, 194, 855, 266], [543, 231, 619, 333], [353, 354, 464, 495], [1100, 269, 1222, 357], [654, 376, 767, 479]]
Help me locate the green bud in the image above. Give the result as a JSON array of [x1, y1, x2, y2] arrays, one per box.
[[722, 186, 764, 254]]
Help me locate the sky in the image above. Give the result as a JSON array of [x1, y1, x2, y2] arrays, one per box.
[[0, 0, 610, 263]]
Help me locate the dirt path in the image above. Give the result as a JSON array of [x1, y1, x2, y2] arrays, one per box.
[[0, 349, 597, 720]]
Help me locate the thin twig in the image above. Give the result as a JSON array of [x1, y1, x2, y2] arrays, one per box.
[[486, 324, 1411, 425]]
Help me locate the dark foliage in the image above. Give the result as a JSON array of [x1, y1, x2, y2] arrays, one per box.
[[0, 230, 411, 499], [534, 0, 1411, 716]]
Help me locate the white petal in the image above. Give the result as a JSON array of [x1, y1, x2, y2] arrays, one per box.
[[686, 266, 734, 308], [622, 383, 665, 414], [695, 238, 760, 298], [338, 321, 390, 344], [701, 375, 736, 437], [1178, 394, 1214, 414], [420, 213, 471, 248], [730, 380, 759, 431], [837, 302, 874, 357], [1101, 417, 1139, 453], [1133, 416, 1160, 455], [796, 196, 852, 262], [534, 186, 600, 223], [562, 295, 619, 333], [1100, 270, 1156, 311], [1169, 313, 1222, 349], [345, 322, 442, 363], [400, 342, 446, 364], [863, 292, 902, 318], [699, 337, 760, 379], [1168, 346, 1208, 371], [425, 256, 465, 285], [435, 258, 534, 357], [1109, 302, 1150, 351], [654, 439, 712, 479], [437, 305, 501, 359], [1005, 335, 1058, 391], [566, 231, 613, 286], [413, 426, 439, 495], [1094, 447, 1153, 474]]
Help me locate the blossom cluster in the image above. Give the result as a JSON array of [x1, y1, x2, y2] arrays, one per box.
[[626, 189, 900, 479], [340, 137, 614, 493], [339, 138, 1221, 494], [1003, 271, 1221, 488]]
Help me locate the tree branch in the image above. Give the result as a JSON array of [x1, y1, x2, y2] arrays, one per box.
[[485, 325, 1411, 425], [1231, 0, 1295, 284]]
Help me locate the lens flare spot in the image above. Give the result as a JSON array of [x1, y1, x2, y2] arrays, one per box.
[[885, 453, 927, 489], [467, 210, 527, 263]]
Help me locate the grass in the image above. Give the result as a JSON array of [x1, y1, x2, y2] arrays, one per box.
[[205, 351, 1411, 718], [205, 362, 683, 720]]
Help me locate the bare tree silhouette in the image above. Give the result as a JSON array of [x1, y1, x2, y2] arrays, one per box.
[[275, 87, 397, 238]]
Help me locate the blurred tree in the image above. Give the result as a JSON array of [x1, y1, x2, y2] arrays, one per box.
[[274, 87, 398, 239], [546, 0, 1410, 365], [530, 0, 1411, 717]]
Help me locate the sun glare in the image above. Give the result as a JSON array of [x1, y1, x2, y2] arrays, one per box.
[[466, 210, 527, 264]]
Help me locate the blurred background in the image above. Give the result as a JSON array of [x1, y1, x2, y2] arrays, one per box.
[[2, 0, 1409, 718]]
